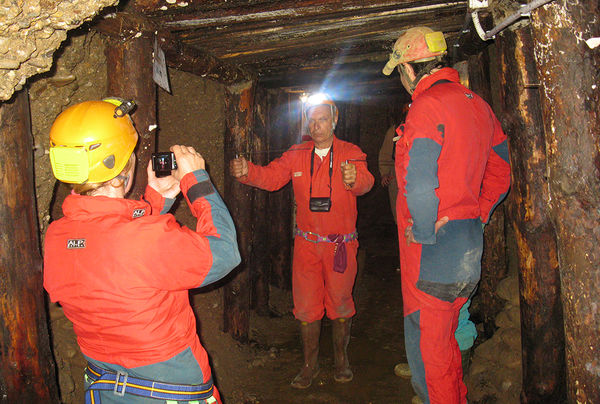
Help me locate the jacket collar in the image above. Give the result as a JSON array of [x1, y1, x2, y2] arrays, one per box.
[[62, 194, 150, 220], [412, 67, 461, 100]]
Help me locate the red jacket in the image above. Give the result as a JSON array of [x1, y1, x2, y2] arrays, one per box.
[[239, 136, 374, 235], [395, 68, 511, 244], [44, 170, 240, 371]]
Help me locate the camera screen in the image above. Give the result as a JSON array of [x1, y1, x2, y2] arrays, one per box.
[[152, 152, 177, 176]]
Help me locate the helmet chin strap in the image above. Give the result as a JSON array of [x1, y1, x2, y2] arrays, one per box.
[[400, 59, 443, 92], [399, 65, 418, 93]]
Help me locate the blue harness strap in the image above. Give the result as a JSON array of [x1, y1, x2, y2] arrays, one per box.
[[85, 362, 215, 404]]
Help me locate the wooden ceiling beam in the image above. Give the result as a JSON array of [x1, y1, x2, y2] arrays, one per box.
[[157, 31, 253, 84], [256, 60, 404, 91], [175, 5, 464, 43], [149, 0, 464, 26], [177, 12, 464, 63], [93, 12, 252, 84]]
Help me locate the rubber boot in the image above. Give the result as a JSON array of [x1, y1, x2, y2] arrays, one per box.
[[291, 320, 321, 389], [332, 317, 353, 383]]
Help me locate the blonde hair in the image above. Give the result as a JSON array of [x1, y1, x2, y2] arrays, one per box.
[[71, 153, 135, 195]]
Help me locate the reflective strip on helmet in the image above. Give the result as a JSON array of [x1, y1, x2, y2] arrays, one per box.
[[425, 31, 447, 53], [50, 147, 89, 184]]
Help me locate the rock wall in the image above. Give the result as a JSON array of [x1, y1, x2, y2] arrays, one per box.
[[30, 29, 108, 235], [157, 69, 226, 197], [0, 0, 117, 101]]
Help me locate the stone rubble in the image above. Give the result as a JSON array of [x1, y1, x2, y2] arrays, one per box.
[[0, 0, 117, 101]]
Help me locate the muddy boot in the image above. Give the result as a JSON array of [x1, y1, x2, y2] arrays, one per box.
[[291, 320, 321, 389], [332, 317, 353, 383]]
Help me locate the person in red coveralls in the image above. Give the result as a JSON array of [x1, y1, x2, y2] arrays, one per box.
[[382, 28, 511, 404], [44, 98, 241, 404], [229, 93, 374, 388]]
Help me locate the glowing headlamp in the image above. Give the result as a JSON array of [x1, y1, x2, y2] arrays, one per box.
[[302, 92, 338, 122], [305, 93, 329, 107]]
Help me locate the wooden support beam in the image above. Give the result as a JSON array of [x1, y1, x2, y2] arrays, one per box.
[[496, 26, 566, 402], [105, 32, 157, 200], [0, 91, 60, 403], [93, 12, 250, 85], [530, 2, 600, 402], [158, 32, 252, 85], [266, 90, 294, 291], [250, 86, 270, 316], [223, 80, 256, 341]]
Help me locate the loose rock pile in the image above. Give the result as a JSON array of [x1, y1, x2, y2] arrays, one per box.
[[0, 0, 116, 100], [467, 274, 522, 403]]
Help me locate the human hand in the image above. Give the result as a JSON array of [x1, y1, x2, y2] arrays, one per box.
[[405, 216, 449, 245], [230, 156, 249, 178], [171, 145, 205, 181], [341, 161, 356, 188], [147, 160, 180, 199]]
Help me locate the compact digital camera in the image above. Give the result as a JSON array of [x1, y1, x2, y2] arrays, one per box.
[[309, 197, 332, 212], [151, 152, 177, 177]]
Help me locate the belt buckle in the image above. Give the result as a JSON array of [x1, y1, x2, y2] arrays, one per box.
[[304, 231, 320, 243], [114, 371, 128, 396]]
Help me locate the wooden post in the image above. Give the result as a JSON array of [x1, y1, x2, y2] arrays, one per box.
[[468, 51, 508, 338], [267, 89, 294, 290], [496, 26, 566, 403], [0, 91, 60, 403], [223, 80, 256, 341], [104, 30, 156, 200], [530, 2, 600, 402], [251, 86, 270, 316]]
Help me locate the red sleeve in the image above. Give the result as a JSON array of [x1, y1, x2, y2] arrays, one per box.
[[142, 185, 173, 215], [238, 148, 297, 191], [142, 170, 240, 290]]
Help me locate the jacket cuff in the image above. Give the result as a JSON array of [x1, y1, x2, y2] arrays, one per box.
[[144, 186, 175, 215], [181, 170, 215, 204]]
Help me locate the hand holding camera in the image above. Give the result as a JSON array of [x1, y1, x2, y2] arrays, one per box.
[[148, 145, 205, 198], [341, 161, 357, 188], [147, 160, 180, 199], [229, 156, 249, 178], [169, 145, 205, 181]]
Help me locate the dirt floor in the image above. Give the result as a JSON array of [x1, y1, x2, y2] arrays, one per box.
[[48, 203, 425, 403]]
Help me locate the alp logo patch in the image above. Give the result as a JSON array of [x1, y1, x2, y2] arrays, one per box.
[[465, 92, 474, 99], [67, 239, 86, 249], [132, 208, 146, 218]]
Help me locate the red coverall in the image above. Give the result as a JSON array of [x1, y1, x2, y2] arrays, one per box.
[[44, 170, 240, 403], [239, 136, 374, 322], [395, 68, 511, 404]]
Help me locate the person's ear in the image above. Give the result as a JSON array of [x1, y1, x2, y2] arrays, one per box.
[[110, 175, 128, 189]]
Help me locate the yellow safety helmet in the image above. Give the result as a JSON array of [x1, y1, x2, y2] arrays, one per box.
[[49, 98, 138, 184], [382, 27, 447, 75], [304, 92, 339, 122]]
